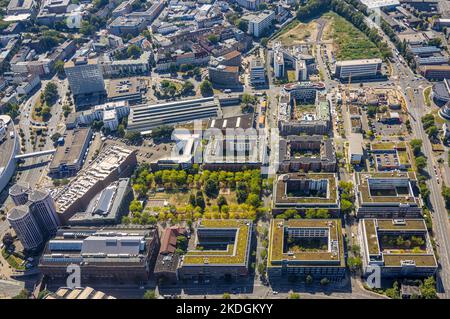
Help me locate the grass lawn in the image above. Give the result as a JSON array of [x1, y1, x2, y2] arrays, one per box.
[[274, 19, 316, 46], [149, 189, 238, 208], [1, 248, 25, 270], [325, 12, 381, 61], [287, 70, 297, 82], [424, 86, 432, 107]]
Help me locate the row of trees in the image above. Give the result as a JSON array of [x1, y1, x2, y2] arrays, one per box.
[[131, 167, 264, 199]]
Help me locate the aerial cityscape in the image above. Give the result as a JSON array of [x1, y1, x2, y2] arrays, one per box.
[[1, 0, 450, 302]]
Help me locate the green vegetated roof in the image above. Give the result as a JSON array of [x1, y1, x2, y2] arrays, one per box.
[[363, 219, 437, 267], [275, 173, 338, 204], [357, 172, 420, 205], [268, 219, 345, 268], [182, 220, 251, 265]]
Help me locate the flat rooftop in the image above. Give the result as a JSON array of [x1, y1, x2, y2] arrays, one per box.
[[268, 219, 345, 267], [181, 220, 252, 266], [0, 117, 16, 172], [274, 173, 338, 205], [49, 127, 92, 171], [53, 145, 135, 213], [361, 219, 437, 267], [335, 58, 382, 66], [356, 172, 421, 206]]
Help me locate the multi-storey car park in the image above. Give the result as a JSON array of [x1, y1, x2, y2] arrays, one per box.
[[354, 172, 423, 219], [272, 173, 340, 215], [359, 219, 437, 278], [267, 219, 346, 281], [177, 219, 253, 281]]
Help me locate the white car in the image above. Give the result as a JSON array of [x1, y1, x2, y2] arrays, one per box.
[[272, 291, 279, 295]]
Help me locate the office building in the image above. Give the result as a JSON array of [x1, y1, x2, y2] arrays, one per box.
[[236, 0, 262, 10], [355, 172, 423, 218], [272, 173, 340, 215], [64, 57, 106, 106], [106, 78, 145, 105], [208, 65, 240, 87], [278, 135, 337, 173], [244, 10, 275, 38], [7, 185, 60, 250], [39, 226, 160, 282], [250, 58, 266, 85], [369, 142, 411, 171], [419, 65, 450, 80], [48, 127, 93, 177], [127, 97, 218, 132], [267, 219, 346, 280], [7, 0, 37, 16], [334, 58, 382, 79], [177, 220, 253, 281], [348, 132, 364, 164], [359, 219, 437, 277], [432, 78, 450, 103], [278, 85, 330, 136]]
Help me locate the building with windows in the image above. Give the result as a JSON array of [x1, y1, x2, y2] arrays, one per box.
[[177, 220, 253, 281], [277, 135, 337, 173], [67, 178, 133, 226], [267, 219, 346, 281], [359, 219, 437, 278], [272, 173, 340, 215], [208, 65, 240, 87], [39, 226, 160, 282], [236, 0, 263, 10], [249, 58, 266, 85], [7, 185, 60, 250], [278, 84, 330, 136], [432, 78, 450, 103], [64, 57, 106, 107], [48, 127, 93, 177], [419, 65, 450, 80], [127, 97, 218, 132], [53, 145, 137, 222], [369, 142, 412, 171], [243, 10, 275, 38], [334, 59, 382, 79], [355, 172, 423, 218]]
